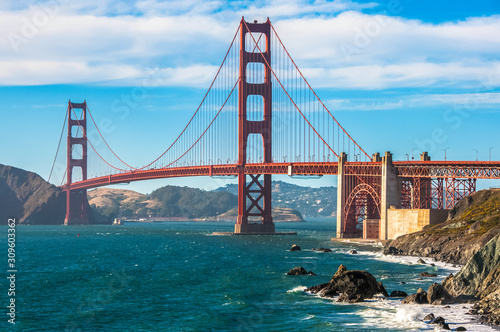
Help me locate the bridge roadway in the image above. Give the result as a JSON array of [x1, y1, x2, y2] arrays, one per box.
[[64, 161, 500, 191]]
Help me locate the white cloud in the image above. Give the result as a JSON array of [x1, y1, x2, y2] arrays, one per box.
[[0, 60, 141, 85], [302, 62, 500, 89], [327, 92, 500, 111], [0, 1, 498, 90]]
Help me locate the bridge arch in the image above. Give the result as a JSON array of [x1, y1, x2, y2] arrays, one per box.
[[343, 183, 381, 237]]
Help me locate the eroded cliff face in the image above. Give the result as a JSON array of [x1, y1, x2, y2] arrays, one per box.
[[383, 189, 500, 265], [0, 164, 66, 224], [0, 164, 104, 224], [443, 234, 500, 325], [382, 189, 500, 325]]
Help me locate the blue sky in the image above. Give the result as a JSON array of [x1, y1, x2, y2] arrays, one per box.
[[0, 0, 499, 193]]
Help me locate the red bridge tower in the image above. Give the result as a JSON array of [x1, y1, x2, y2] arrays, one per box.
[[64, 101, 89, 225], [235, 18, 274, 234]]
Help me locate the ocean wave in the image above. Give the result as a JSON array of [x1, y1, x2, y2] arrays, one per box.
[[287, 286, 307, 293], [355, 250, 462, 272]]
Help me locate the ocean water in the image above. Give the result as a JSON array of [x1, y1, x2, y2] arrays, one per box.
[[2, 219, 499, 332]]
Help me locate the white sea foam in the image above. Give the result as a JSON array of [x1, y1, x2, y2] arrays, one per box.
[[287, 286, 307, 293], [323, 297, 498, 331], [296, 256, 320, 259], [355, 250, 462, 275], [304, 255, 497, 331]]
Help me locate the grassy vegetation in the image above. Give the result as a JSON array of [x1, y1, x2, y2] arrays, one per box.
[[423, 192, 500, 237], [461, 196, 500, 223]]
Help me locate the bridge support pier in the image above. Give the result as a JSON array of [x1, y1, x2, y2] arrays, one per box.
[[64, 100, 89, 225], [380, 151, 401, 240], [336, 153, 347, 238], [234, 18, 276, 234]]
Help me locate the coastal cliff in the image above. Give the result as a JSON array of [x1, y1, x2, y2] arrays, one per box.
[[384, 189, 500, 265], [383, 189, 500, 325], [0, 163, 106, 224], [0, 164, 66, 224], [443, 234, 500, 325]]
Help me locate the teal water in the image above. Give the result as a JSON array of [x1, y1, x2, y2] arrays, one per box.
[[0, 220, 479, 331]]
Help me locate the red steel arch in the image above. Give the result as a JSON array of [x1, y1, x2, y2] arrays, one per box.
[[343, 183, 381, 236]]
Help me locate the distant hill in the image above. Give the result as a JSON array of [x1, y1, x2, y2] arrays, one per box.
[[149, 186, 237, 219], [88, 188, 161, 219], [218, 207, 304, 222], [0, 163, 104, 224], [90, 186, 237, 219], [214, 180, 337, 218], [89, 186, 305, 221]]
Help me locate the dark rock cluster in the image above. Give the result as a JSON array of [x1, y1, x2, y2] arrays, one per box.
[[286, 267, 316, 276], [306, 265, 389, 303]]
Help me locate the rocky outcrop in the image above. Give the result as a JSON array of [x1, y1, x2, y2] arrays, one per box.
[[383, 190, 500, 265], [443, 234, 500, 325], [286, 267, 316, 276], [390, 290, 408, 297], [402, 282, 473, 305], [427, 282, 454, 304], [306, 265, 388, 302], [0, 164, 106, 224], [475, 288, 500, 325], [419, 272, 437, 278], [312, 247, 332, 252], [402, 288, 428, 304], [0, 164, 66, 224]]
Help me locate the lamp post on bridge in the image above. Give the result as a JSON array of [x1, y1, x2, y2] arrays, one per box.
[[411, 148, 417, 160], [490, 147, 494, 162], [473, 149, 478, 161], [442, 147, 450, 161], [405, 154, 409, 161]]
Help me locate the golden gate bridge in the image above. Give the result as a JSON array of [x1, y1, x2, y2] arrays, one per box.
[[48, 18, 500, 239]]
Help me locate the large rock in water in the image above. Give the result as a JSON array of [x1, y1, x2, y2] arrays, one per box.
[[443, 234, 500, 325], [306, 264, 388, 302], [402, 283, 473, 305], [286, 267, 316, 276], [402, 288, 428, 304]]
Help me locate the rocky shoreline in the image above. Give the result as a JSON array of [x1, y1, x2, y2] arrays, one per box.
[[288, 260, 474, 330], [383, 190, 500, 326], [286, 190, 500, 328], [383, 190, 500, 265]]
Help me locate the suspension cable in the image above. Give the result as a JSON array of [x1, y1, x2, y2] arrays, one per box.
[[164, 78, 240, 168], [86, 105, 137, 170], [243, 20, 339, 158], [70, 108, 127, 172], [270, 23, 371, 160], [135, 25, 242, 170], [48, 108, 68, 183]]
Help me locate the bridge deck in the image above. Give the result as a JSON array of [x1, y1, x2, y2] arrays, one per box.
[[63, 161, 500, 191]]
